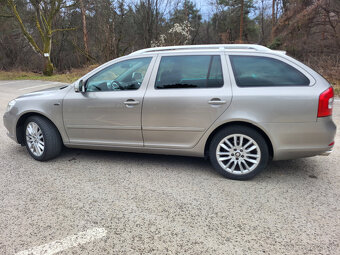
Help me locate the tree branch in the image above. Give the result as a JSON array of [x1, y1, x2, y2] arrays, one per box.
[[0, 14, 13, 18], [35, 14, 45, 40], [6, 0, 43, 55], [52, 27, 77, 33]]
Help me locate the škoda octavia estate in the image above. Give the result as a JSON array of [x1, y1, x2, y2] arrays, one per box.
[[3, 44, 337, 180]]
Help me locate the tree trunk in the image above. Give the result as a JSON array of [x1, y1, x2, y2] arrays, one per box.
[[259, 0, 265, 44], [79, 0, 89, 61], [43, 56, 54, 76], [271, 0, 276, 41], [43, 35, 53, 76], [239, 0, 244, 43], [146, 0, 152, 48], [155, 0, 158, 40]]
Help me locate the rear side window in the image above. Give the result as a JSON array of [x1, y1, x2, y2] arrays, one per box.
[[155, 55, 224, 89], [229, 56, 310, 87]]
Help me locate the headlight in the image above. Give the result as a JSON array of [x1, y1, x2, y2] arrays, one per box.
[[6, 99, 16, 112]]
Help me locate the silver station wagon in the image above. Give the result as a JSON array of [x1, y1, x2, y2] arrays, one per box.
[[3, 44, 337, 180]]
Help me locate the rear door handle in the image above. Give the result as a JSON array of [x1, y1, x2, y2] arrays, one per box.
[[124, 99, 140, 106], [208, 98, 227, 105]]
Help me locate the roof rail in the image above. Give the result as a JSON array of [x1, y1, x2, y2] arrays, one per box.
[[130, 44, 272, 55]]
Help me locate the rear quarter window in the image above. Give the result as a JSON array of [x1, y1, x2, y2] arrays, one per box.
[[229, 55, 310, 87]]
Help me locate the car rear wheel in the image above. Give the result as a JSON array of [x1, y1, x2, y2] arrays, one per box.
[[24, 116, 62, 161], [209, 126, 269, 180]]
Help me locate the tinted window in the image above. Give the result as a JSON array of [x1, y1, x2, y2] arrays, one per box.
[[86, 57, 152, 92], [155, 55, 223, 89], [229, 56, 310, 87]]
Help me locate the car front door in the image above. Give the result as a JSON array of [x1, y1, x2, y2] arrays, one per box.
[[142, 53, 232, 149], [63, 56, 155, 147]]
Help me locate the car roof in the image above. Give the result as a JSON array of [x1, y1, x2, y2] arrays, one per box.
[[129, 44, 286, 56]]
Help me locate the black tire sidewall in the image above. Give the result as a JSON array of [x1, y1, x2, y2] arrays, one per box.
[[209, 126, 269, 180], [24, 116, 62, 161]]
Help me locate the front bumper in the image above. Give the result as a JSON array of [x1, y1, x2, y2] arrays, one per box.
[[3, 111, 18, 143]]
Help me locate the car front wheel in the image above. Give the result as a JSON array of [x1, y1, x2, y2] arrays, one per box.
[[24, 116, 62, 161], [209, 126, 269, 180]]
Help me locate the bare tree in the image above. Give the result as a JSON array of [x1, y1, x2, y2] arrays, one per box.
[[6, 0, 76, 75], [319, 0, 340, 49]]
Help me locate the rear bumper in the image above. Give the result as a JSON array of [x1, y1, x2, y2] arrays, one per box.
[[319, 149, 333, 156], [263, 117, 336, 160]]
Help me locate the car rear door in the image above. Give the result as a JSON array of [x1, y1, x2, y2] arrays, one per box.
[[142, 53, 232, 149]]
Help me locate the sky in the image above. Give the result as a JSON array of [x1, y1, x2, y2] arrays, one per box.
[[192, 0, 215, 20]]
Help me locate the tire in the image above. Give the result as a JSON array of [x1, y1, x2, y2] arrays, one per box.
[[209, 125, 269, 180], [24, 116, 62, 161]]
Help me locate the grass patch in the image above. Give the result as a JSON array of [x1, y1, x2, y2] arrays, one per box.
[[0, 65, 98, 84], [334, 85, 340, 97], [329, 78, 340, 97]]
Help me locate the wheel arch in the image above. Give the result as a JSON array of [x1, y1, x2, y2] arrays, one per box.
[[16, 112, 62, 145], [204, 121, 274, 159]]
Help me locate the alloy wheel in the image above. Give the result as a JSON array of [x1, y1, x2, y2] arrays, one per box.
[[216, 134, 261, 175], [26, 122, 45, 157]]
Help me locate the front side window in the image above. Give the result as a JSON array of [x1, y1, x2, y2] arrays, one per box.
[[155, 55, 224, 89], [86, 57, 152, 92], [229, 56, 310, 87]]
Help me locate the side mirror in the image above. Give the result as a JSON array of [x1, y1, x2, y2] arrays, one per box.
[[75, 80, 86, 93]]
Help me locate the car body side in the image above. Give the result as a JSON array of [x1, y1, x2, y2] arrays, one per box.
[[3, 50, 336, 161]]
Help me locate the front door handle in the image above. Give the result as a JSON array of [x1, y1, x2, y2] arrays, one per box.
[[208, 98, 227, 105], [124, 99, 140, 106]]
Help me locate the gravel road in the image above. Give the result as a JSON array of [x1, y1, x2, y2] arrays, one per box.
[[0, 80, 339, 255]]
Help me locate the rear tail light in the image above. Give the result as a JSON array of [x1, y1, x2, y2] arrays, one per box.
[[317, 87, 334, 117]]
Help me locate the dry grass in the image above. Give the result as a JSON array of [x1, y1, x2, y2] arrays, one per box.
[[334, 85, 340, 97], [326, 77, 340, 97], [0, 65, 99, 84]]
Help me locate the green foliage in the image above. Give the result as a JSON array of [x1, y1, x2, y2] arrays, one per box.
[[212, 0, 257, 42], [170, 0, 202, 27], [218, 0, 252, 9], [268, 37, 283, 49]]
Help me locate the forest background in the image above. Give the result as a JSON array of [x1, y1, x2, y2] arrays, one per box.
[[0, 0, 339, 93]]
